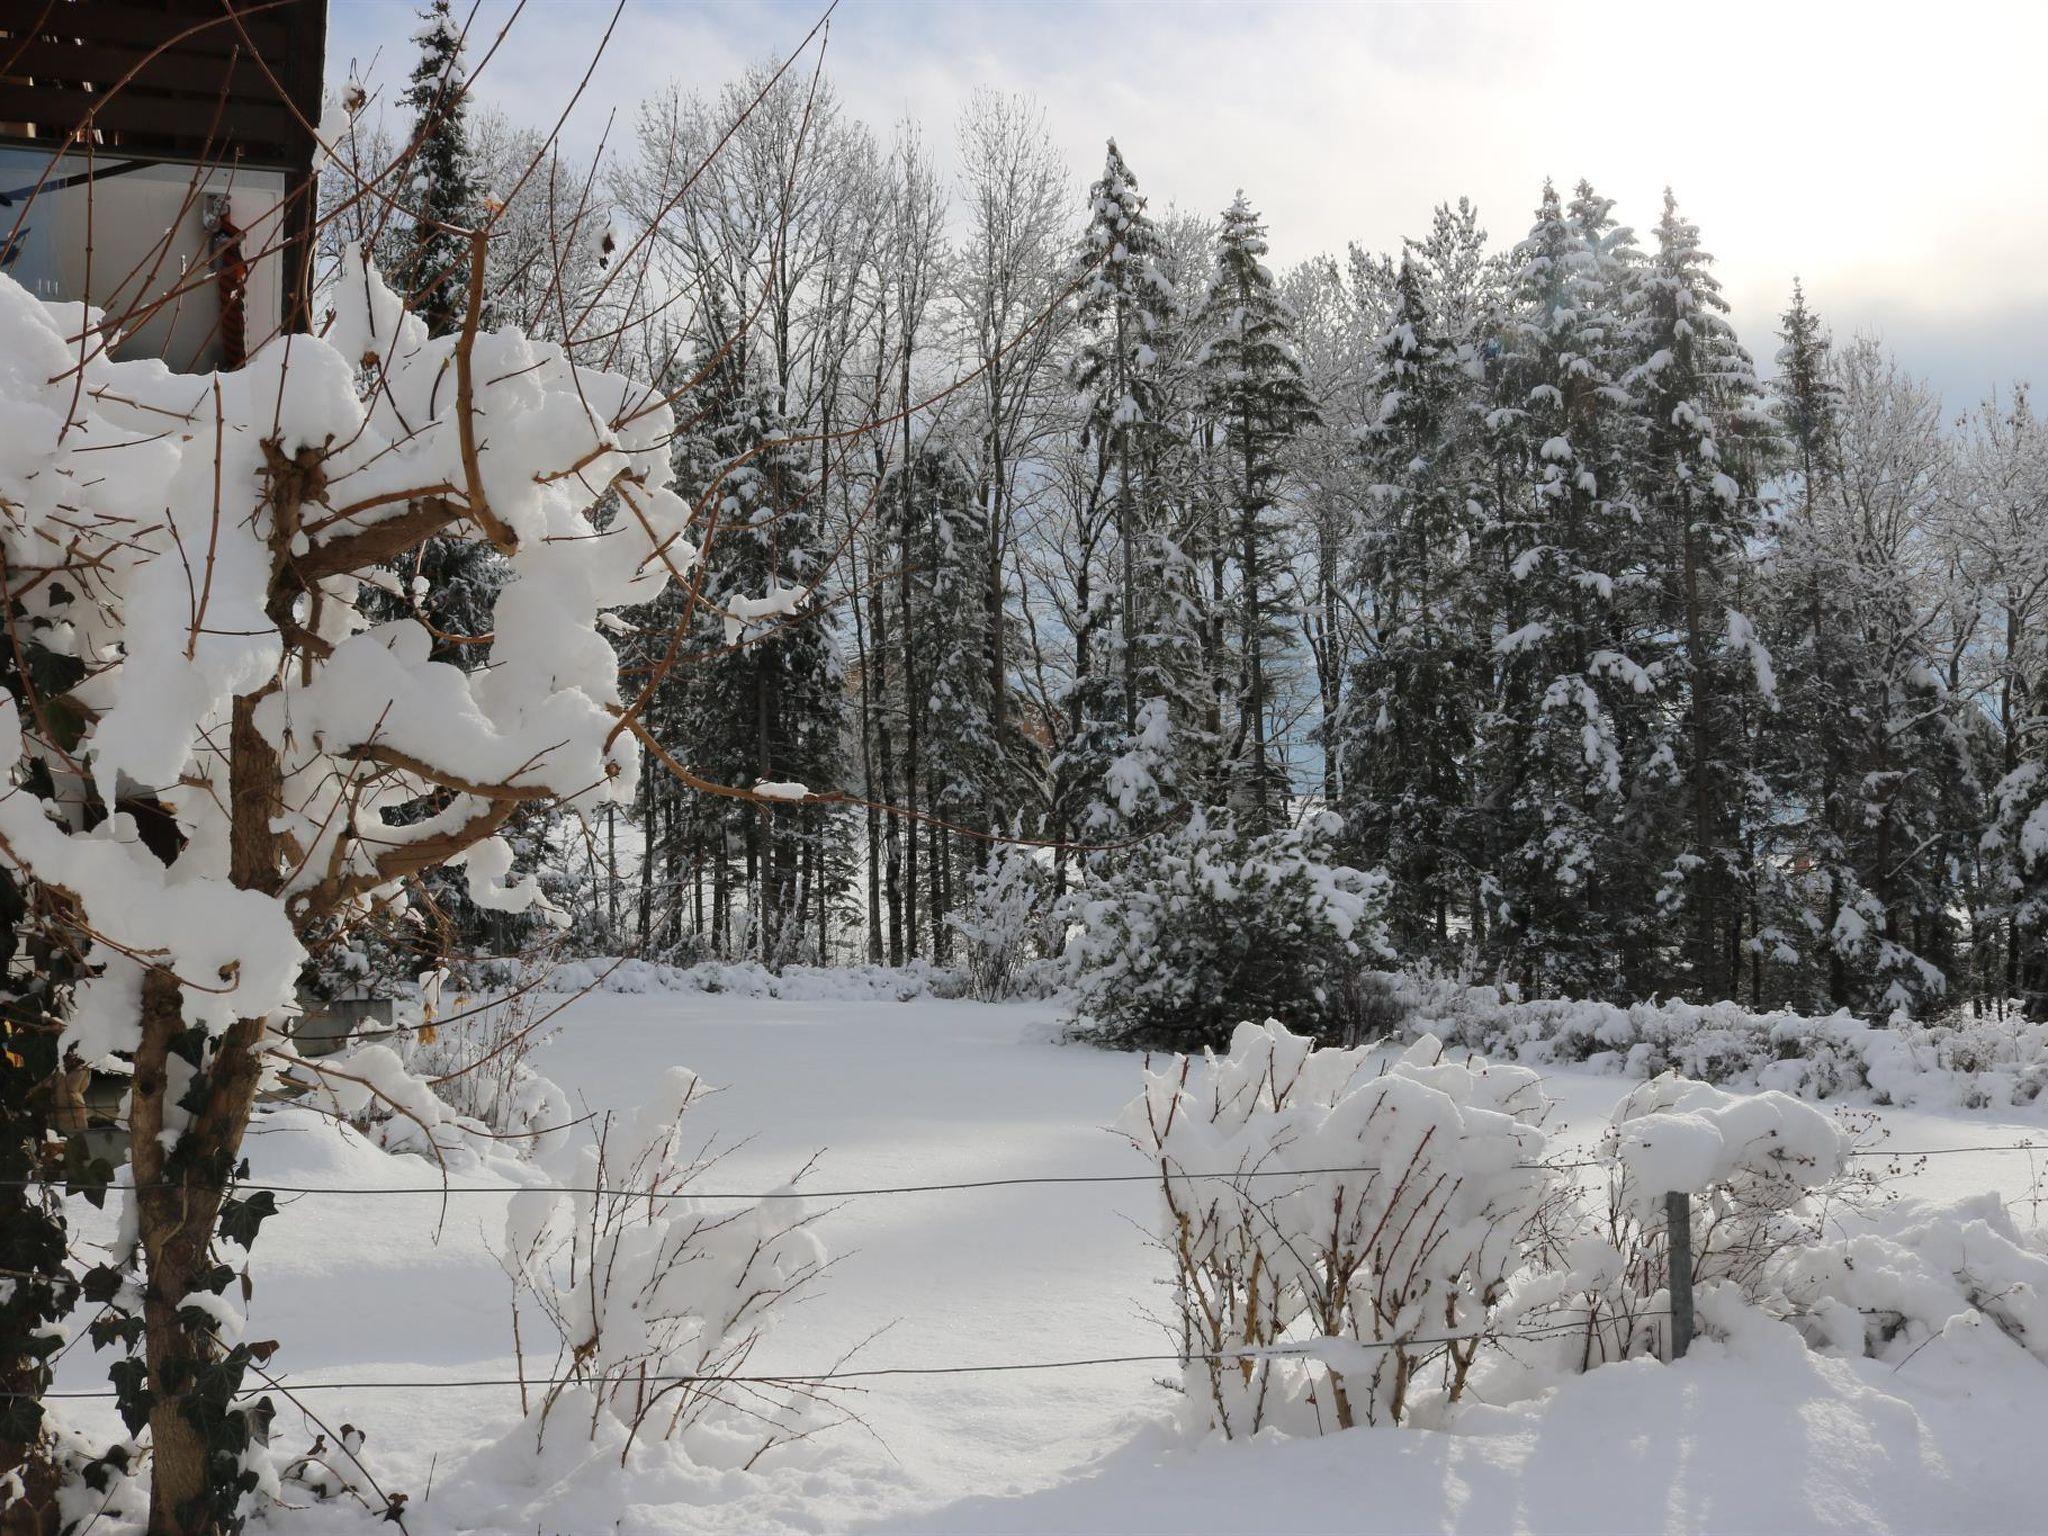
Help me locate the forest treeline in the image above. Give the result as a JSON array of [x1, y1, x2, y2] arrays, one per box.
[[323, 8, 2048, 1021]]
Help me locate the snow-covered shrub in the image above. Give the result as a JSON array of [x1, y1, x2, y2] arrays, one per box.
[[1121, 1022, 1553, 1433], [501, 1068, 833, 1466], [950, 841, 1061, 999], [1070, 812, 1391, 1050], [1777, 1193, 2048, 1367], [1506, 1072, 1857, 1370], [540, 955, 962, 1001], [402, 963, 568, 1143], [295, 1031, 570, 1173], [1392, 975, 2048, 1116]]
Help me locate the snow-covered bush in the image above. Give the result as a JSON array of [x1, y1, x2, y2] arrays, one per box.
[[540, 955, 963, 1001], [501, 1067, 833, 1466], [950, 840, 1062, 999], [1070, 812, 1391, 1050], [1391, 974, 2048, 1115], [1777, 1193, 2048, 1367], [1506, 1073, 1857, 1370], [401, 962, 570, 1144], [1121, 1022, 1553, 1433]]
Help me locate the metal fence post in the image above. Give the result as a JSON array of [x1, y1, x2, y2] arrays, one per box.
[[1665, 1189, 1694, 1360]]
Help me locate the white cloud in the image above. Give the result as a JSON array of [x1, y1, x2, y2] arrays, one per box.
[[328, 0, 2047, 404]]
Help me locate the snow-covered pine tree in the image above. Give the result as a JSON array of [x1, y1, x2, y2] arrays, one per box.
[[383, 4, 501, 661], [1477, 180, 1647, 996], [388, 0, 480, 338], [661, 334, 847, 964], [891, 444, 1012, 955], [1758, 284, 1859, 1008], [1759, 334, 1973, 1016], [1625, 189, 1777, 1001], [383, 2, 501, 661], [1072, 143, 1186, 726], [1337, 250, 1484, 956], [345, 3, 517, 978], [1194, 193, 1318, 828]]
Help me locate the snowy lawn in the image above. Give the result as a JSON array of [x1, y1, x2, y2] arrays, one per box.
[[57, 993, 2048, 1534]]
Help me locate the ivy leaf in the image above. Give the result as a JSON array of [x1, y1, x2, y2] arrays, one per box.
[[0, 1394, 44, 1447], [64, 1134, 114, 1208], [217, 1189, 278, 1249], [108, 1357, 153, 1436]]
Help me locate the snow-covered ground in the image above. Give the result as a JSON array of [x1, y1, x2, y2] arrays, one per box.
[[56, 992, 2048, 1533]]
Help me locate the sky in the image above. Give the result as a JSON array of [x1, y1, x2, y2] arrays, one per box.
[[325, 0, 2048, 412]]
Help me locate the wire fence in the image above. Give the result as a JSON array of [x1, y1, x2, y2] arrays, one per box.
[[7, 1138, 2037, 1204], [27, 1320, 1673, 1402], [16, 1124, 2045, 1408]]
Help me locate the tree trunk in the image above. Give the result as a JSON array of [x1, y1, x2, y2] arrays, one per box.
[[134, 693, 283, 1534]]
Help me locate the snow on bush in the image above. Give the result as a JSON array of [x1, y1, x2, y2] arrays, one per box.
[[1778, 1193, 2048, 1369], [1117, 1024, 2037, 1444], [1070, 811, 1392, 1050], [1504, 1073, 1858, 1371], [950, 840, 1063, 999], [1121, 1021, 1552, 1432], [541, 955, 966, 1001], [500, 1066, 833, 1467], [1391, 974, 2048, 1115]]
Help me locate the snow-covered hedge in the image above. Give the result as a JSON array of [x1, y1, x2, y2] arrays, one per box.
[[1122, 1022, 1551, 1432], [541, 956, 967, 1001], [1120, 1022, 2048, 1441], [1504, 1071, 1857, 1372], [1391, 975, 2048, 1114]]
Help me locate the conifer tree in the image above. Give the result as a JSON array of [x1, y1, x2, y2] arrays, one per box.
[[1478, 181, 1646, 994], [1761, 281, 1858, 1007], [377, 3, 501, 661], [356, 1, 511, 973], [1763, 332, 1970, 1015], [665, 338, 846, 964], [1626, 190, 1776, 1000], [1195, 193, 1318, 827], [389, 0, 480, 338], [1072, 142, 1185, 729], [1338, 252, 1482, 955], [890, 444, 1015, 950]]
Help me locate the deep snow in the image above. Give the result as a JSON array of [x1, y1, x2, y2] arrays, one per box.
[[54, 991, 2048, 1533]]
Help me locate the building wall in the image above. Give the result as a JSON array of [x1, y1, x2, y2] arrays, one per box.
[[1, 148, 287, 372]]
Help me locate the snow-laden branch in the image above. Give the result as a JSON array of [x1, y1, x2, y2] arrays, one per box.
[[0, 247, 707, 1066]]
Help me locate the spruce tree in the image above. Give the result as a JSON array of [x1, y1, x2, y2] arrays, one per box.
[[374, 3, 501, 666], [1761, 282, 1859, 1008], [1194, 193, 1318, 828], [357, 2, 510, 973], [1764, 331, 1970, 1016], [1626, 189, 1776, 1001], [1338, 251, 1482, 956], [1478, 180, 1646, 995], [389, 0, 480, 337], [1072, 143, 1186, 728], [670, 339, 847, 966]]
